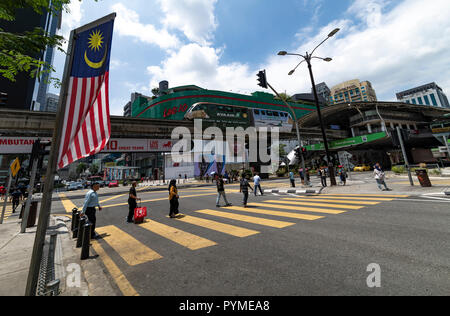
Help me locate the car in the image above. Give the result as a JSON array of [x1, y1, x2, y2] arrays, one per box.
[[66, 182, 79, 191], [108, 180, 119, 188], [353, 164, 372, 172]]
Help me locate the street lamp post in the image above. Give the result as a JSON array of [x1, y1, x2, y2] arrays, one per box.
[[278, 28, 340, 186]]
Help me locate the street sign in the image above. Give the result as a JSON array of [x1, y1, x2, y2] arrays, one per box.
[[10, 158, 20, 177], [439, 146, 448, 153]]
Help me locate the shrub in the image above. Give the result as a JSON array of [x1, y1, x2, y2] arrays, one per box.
[[391, 165, 406, 174]]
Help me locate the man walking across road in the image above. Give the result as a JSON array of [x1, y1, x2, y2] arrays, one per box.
[[240, 175, 253, 207], [215, 174, 232, 207], [374, 163, 391, 191], [127, 181, 141, 223], [81, 182, 102, 239], [253, 173, 263, 196]]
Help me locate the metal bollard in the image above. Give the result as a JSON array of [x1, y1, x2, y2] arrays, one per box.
[[80, 222, 92, 260], [71, 208, 78, 232], [72, 211, 81, 239], [76, 216, 87, 248]]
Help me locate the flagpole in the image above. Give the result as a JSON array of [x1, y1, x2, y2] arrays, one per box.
[[24, 29, 77, 296], [24, 12, 117, 296]]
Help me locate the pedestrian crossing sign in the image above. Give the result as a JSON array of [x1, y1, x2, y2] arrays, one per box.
[[10, 158, 20, 177]]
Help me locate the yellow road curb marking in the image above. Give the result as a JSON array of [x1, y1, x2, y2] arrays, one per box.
[[96, 226, 163, 266], [59, 193, 79, 213], [91, 241, 140, 296]]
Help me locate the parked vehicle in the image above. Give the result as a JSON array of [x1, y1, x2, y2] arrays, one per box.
[[108, 180, 119, 188], [353, 164, 372, 172], [66, 182, 79, 191]]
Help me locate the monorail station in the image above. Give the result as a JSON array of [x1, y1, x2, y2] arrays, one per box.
[[129, 84, 450, 174]]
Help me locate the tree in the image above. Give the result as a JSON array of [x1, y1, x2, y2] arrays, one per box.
[[76, 162, 87, 176], [0, 0, 96, 85], [276, 93, 292, 102], [89, 163, 99, 175]]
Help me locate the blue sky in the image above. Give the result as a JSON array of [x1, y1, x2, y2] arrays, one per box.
[[50, 0, 450, 115]]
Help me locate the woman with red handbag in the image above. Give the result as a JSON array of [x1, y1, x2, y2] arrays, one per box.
[[127, 181, 140, 223]]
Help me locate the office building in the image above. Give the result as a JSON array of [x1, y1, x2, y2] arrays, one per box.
[[313, 82, 331, 105], [124, 92, 152, 117], [330, 79, 377, 104], [0, 2, 61, 110], [396, 82, 449, 108]]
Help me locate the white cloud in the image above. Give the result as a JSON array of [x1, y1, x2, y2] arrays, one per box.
[[157, 0, 218, 45], [265, 0, 450, 101], [112, 3, 181, 50], [147, 43, 254, 92]]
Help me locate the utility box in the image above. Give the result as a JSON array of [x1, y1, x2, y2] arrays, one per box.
[[415, 169, 432, 187]]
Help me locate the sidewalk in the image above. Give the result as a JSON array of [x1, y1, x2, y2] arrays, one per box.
[[0, 211, 116, 296], [264, 173, 450, 196]]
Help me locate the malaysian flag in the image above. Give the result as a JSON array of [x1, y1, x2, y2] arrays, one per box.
[[57, 17, 115, 170]]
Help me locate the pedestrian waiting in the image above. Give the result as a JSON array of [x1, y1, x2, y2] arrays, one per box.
[[81, 182, 103, 240], [320, 167, 327, 187], [215, 174, 232, 207], [127, 181, 141, 223], [11, 187, 21, 213], [289, 171, 295, 188], [338, 165, 347, 186], [168, 179, 179, 218]]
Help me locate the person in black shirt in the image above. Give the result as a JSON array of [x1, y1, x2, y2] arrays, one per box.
[[127, 181, 140, 223], [240, 175, 253, 207]]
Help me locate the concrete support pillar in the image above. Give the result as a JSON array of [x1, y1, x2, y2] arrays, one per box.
[[351, 128, 356, 138], [367, 123, 372, 134], [390, 122, 395, 129]]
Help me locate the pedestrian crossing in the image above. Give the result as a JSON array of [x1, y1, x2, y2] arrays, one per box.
[[0, 206, 15, 221], [69, 193, 408, 296]]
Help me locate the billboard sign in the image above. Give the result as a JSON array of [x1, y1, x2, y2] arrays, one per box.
[[0, 137, 173, 154]]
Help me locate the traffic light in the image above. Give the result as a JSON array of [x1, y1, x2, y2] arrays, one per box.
[[0, 92, 7, 106], [257, 70, 268, 89], [295, 147, 302, 160], [301, 147, 307, 155]]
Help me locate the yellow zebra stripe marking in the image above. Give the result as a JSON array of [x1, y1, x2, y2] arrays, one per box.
[[169, 214, 260, 238], [139, 220, 217, 250], [91, 241, 140, 296], [196, 209, 295, 228], [102, 193, 216, 209], [247, 201, 346, 215], [280, 198, 380, 205], [100, 194, 126, 204], [295, 196, 394, 201], [249, 201, 362, 210], [96, 226, 162, 266], [321, 194, 409, 198], [225, 205, 327, 219], [59, 193, 79, 213]]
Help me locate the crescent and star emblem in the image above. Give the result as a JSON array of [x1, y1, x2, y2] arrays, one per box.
[[84, 29, 108, 69]]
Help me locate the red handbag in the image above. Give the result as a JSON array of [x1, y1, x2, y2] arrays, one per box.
[[134, 206, 147, 224]]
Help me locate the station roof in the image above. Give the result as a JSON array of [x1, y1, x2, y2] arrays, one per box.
[[298, 101, 450, 128]]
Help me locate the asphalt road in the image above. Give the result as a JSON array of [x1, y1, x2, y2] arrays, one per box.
[[52, 181, 450, 296]]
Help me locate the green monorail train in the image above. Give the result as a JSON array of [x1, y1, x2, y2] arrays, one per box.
[[131, 85, 317, 132]]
